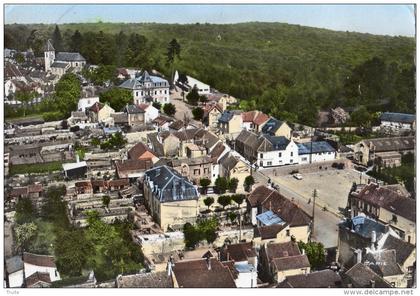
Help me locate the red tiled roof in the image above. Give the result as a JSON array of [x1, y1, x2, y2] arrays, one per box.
[[27, 184, 43, 193], [89, 102, 104, 113], [137, 103, 150, 111], [253, 112, 270, 125], [223, 242, 257, 262], [108, 178, 130, 187], [241, 111, 269, 125], [272, 254, 310, 272], [128, 142, 155, 160], [265, 241, 302, 261], [116, 159, 153, 173], [25, 272, 51, 287], [23, 252, 56, 268], [10, 187, 29, 197], [173, 258, 236, 288]]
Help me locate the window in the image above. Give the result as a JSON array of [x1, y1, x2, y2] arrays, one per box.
[[259, 161, 263, 167], [267, 161, 272, 166], [290, 152, 293, 156], [75, 62, 78, 67], [204, 168, 208, 173], [260, 153, 263, 158], [286, 229, 290, 236], [278, 152, 282, 157], [290, 159, 293, 163], [194, 169, 200, 175], [302, 157, 307, 162], [392, 215, 398, 223], [165, 90, 167, 94], [136, 92, 139, 97]]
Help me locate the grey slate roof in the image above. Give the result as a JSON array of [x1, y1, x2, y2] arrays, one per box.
[[218, 110, 241, 123], [364, 250, 404, 277], [122, 104, 144, 114], [6, 256, 23, 274], [361, 136, 415, 153], [219, 152, 239, 171], [345, 263, 391, 288], [263, 135, 290, 151], [51, 62, 68, 69], [278, 269, 343, 288], [382, 234, 415, 266], [380, 112, 415, 124], [144, 165, 199, 203], [298, 141, 336, 155], [261, 117, 284, 135], [119, 70, 169, 90], [55, 52, 86, 62]]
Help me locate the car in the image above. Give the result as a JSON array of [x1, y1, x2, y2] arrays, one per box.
[[293, 173, 303, 180]]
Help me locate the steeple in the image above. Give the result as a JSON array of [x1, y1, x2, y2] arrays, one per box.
[[44, 39, 55, 72]]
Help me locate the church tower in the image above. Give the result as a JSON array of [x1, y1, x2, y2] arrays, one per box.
[[44, 39, 55, 72]]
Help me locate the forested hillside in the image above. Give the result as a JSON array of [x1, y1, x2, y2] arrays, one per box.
[[5, 22, 415, 125]]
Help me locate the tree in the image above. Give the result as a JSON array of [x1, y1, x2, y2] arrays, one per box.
[[203, 197, 215, 210], [351, 106, 372, 128], [227, 212, 237, 224], [244, 175, 255, 192], [186, 86, 200, 105], [54, 229, 94, 277], [15, 52, 25, 64], [14, 222, 37, 251], [163, 103, 176, 116], [166, 38, 181, 81], [199, 178, 211, 194], [91, 137, 100, 146], [232, 194, 245, 208], [15, 197, 36, 224], [99, 88, 132, 111], [102, 196, 111, 208], [227, 178, 239, 193], [192, 107, 204, 120], [217, 195, 232, 210], [215, 176, 228, 194], [199, 95, 208, 103], [298, 241, 326, 269], [70, 30, 83, 52], [41, 185, 69, 229], [52, 25, 63, 51], [15, 90, 37, 117], [152, 101, 162, 111]]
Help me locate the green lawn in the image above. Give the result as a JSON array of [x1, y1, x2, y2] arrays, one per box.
[[10, 161, 66, 175]]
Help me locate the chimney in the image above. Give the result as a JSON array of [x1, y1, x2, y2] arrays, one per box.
[[354, 249, 362, 264], [370, 280, 375, 288], [172, 182, 177, 200], [206, 256, 211, 270], [166, 259, 173, 277], [371, 231, 377, 250]]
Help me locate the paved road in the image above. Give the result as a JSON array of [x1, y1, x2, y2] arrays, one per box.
[[170, 89, 193, 121], [253, 170, 341, 248]]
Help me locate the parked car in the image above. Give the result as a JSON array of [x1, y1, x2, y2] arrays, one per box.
[[293, 173, 303, 180]]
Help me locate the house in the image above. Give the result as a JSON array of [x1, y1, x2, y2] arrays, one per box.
[[122, 104, 145, 126], [261, 117, 292, 139], [259, 241, 310, 284], [6, 256, 24, 288], [297, 141, 336, 164], [380, 112, 415, 132], [25, 272, 52, 288], [241, 111, 270, 133], [77, 96, 100, 112], [364, 249, 406, 287], [218, 110, 242, 135], [219, 242, 258, 288], [277, 269, 343, 288], [235, 130, 299, 168], [170, 257, 236, 288], [206, 93, 238, 110], [344, 263, 392, 288], [44, 39, 86, 73], [218, 152, 250, 191], [161, 156, 213, 185], [119, 70, 170, 105], [115, 159, 153, 179], [62, 161, 88, 179], [348, 183, 416, 243], [143, 166, 200, 231], [353, 136, 415, 166], [203, 103, 223, 129], [23, 252, 61, 283], [128, 142, 159, 163], [209, 142, 229, 183], [173, 70, 211, 95], [152, 115, 174, 131], [248, 186, 311, 244], [138, 103, 159, 123]]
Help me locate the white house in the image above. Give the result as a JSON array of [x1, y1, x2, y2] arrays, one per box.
[[78, 96, 100, 112], [297, 141, 336, 164], [119, 70, 170, 105], [380, 112, 416, 132], [173, 70, 210, 95], [138, 103, 160, 123], [23, 252, 61, 283], [256, 135, 299, 168]]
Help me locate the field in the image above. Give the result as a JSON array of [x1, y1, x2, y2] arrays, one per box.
[[10, 161, 65, 175]]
